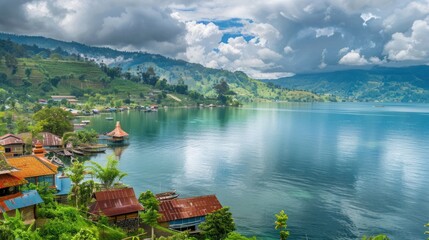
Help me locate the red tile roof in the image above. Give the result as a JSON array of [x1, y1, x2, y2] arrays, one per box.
[[7, 155, 58, 179], [89, 188, 144, 217], [106, 121, 129, 138], [0, 174, 27, 188], [158, 195, 223, 223], [17, 132, 62, 147], [0, 134, 24, 146]]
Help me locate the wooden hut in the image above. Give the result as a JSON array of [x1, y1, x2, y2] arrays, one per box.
[[106, 121, 129, 143]]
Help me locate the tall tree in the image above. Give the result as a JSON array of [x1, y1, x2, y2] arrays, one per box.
[[199, 207, 235, 240], [140, 209, 161, 240], [138, 190, 159, 211], [87, 155, 127, 189], [66, 161, 85, 207], [33, 107, 73, 136], [274, 210, 289, 240]]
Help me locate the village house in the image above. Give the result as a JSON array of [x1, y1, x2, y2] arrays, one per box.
[[158, 195, 223, 232], [89, 187, 144, 231], [0, 155, 43, 224], [17, 132, 63, 149], [6, 141, 58, 188], [0, 134, 25, 158], [51, 95, 78, 104]]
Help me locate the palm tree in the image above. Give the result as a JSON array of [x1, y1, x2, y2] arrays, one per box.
[[87, 155, 127, 189]]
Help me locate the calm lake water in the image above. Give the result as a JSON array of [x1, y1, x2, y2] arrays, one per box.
[[88, 103, 429, 239]]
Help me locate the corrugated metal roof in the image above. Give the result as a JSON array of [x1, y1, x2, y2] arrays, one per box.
[[0, 190, 43, 213], [158, 195, 223, 223], [0, 134, 24, 146], [7, 155, 58, 178], [0, 174, 27, 188], [89, 188, 144, 217], [56, 176, 71, 196], [17, 132, 62, 147]]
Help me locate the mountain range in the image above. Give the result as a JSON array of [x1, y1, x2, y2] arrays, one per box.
[[1, 32, 428, 103]]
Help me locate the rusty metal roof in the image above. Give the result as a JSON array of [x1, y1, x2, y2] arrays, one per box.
[[0, 134, 24, 146], [158, 195, 223, 223], [0, 174, 27, 188], [0, 190, 43, 213], [17, 132, 62, 147], [7, 155, 58, 179], [89, 188, 144, 217]]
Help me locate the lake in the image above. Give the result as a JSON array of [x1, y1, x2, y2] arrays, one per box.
[[87, 103, 429, 239]]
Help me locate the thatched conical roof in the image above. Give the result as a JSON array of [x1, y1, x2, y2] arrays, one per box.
[[106, 121, 129, 138]]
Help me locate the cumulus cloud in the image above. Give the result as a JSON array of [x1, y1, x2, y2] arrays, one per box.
[[384, 17, 429, 61], [1, 0, 429, 77], [339, 49, 369, 65]]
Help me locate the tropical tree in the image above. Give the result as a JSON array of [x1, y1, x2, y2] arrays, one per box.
[[87, 155, 127, 189], [199, 207, 236, 240], [225, 232, 257, 240], [140, 209, 161, 240], [33, 107, 73, 136], [138, 190, 159, 211], [66, 160, 85, 207], [274, 210, 289, 240]]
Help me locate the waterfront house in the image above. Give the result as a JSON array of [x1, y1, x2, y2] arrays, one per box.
[[17, 132, 62, 149], [106, 121, 129, 143], [7, 142, 58, 188], [0, 134, 25, 157], [0, 155, 43, 224], [158, 195, 223, 232], [89, 187, 144, 231]]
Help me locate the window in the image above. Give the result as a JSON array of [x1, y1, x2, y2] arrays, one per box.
[[5, 148, 11, 153]]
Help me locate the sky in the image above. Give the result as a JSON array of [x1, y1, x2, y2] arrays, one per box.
[[0, 0, 428, 79]]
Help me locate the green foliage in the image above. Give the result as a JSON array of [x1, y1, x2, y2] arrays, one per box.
[[361, 234, 390, 240], [225, 232, 257, 240], [0, 225, 14, 240], [138, 190, 160, 211], [274, 210, 290, 240], [66, 160, 96, 208], [156, 231, 196, 240], [71, 227, 99, 240], [33, 107, 73, 136], [0, 210, 42, 240], [199, 207, 236, 240], [87, 155, 127, 189]]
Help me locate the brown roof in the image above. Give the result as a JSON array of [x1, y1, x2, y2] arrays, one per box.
[[17, 132, 62, 147], [106, 121, 129, 138], [0, 134, 24, 146], [0, 174, 27, 188], [89, 188, 143, 217], [7, 155, 58, 179], [158, 195, 223, 223]]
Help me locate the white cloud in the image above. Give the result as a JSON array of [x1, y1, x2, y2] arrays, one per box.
[[384, 17, 429, 61], [284, 46, 294, 54], [360, 12, 380, 26], [339, 49, 369, 65], [319, 48, 328, 69], [338, 47, 350, 55], [315, 27, 336, 38]]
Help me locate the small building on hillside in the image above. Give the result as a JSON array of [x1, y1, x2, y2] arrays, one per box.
[[89, 187, 144, 231], [158, 195, 223, 232], [51, 95, 77, 104], [7, 142, 58, 188], [0, 155, 43, 224], [17, 132, 62, 149], [0, 134, 24, 158]]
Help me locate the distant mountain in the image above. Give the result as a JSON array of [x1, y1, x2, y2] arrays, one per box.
[[0, 32, 328, 102], [262, 66, 429, 102]]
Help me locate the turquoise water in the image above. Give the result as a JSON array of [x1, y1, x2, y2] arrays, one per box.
[[88, 103, 429, 239]]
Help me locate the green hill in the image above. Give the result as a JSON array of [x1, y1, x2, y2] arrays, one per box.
[[262, 66, 429, 102], [0, 32, 327, 103]]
